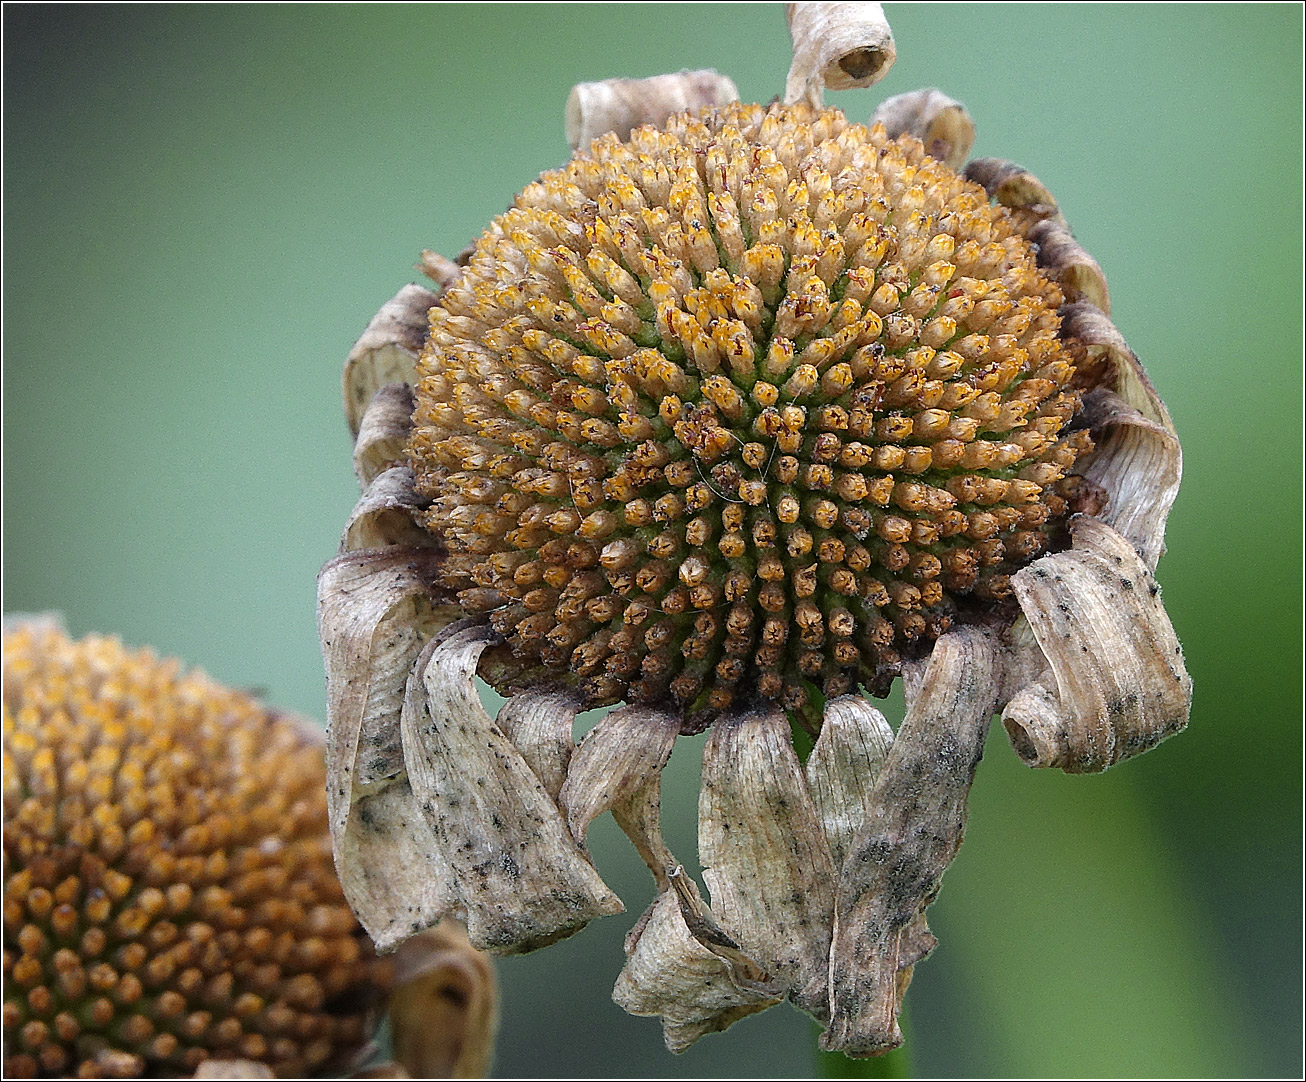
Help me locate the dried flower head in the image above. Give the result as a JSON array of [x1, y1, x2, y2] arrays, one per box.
[[1, 621, 389, 1078], [321, 3, 1189, 1059]]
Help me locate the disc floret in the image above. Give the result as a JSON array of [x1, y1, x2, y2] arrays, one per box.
[[409, 102, 1093, 724]]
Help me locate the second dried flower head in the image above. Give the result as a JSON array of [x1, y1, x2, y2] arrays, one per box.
[[320, 3, 1189, 1057]]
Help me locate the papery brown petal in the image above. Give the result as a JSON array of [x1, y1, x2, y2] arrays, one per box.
[[355, 382, 417, 486], [1061, 301, 1176, 431], [871, 88, 974, 171], [317, 548, 461, 951], [390, 921, 498, 1080], [784, 3, 896, 106], [611, 770, 677, 893], [1076, 385, 1182, 571], [824, 627, 997, 1056], [495, 686, 582, 802], [566, 71, 739, 152], [805, 695, 895, 869], [1061, 304, 1181, 567], [342, 466, 435, 553], [1028, 218, 1110, 314], [612, 869, 783, 1053], [559, 704, 680, 847], [964, 157, 1063, 226], [402, 623, 623, 954], [1005, 516, 1191, 773], [699, 705, 837, 1017], [345, 284, 439, 436]]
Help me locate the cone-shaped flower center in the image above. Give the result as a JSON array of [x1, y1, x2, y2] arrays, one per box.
[[2, 626, 387, 1078], [409, 102, 1092, 725]]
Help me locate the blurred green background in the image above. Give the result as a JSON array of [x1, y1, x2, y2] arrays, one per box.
[[4, 4, 1301, 1077]]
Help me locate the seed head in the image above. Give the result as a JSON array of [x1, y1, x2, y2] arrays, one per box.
[[2, 623, 389, 1078], [409, 102, 1095, 724]]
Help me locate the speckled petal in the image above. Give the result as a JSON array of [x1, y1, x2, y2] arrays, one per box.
[[699, 706, 837, 1017], [495, 686, 583, 802], [805, 694, 895, 869], [824, 627, 997, 1056], [559, 704, 680, 847], [612, 868, 783, 1053], [317, 548, 460, 952], [344, 284, 438, 436], [1005, 517, 1191, 773], [401, 623, 623, 954]]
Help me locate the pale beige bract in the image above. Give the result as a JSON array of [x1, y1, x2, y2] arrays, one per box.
[[318, 5, 1189, 1058]]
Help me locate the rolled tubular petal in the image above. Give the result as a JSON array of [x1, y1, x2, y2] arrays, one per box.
[[784, 3, 896, 106], [317, 548, 459, 951], [1027, 218, 1111, 315], [401, 623, 623, 954], [342, 466, 434, 553], [1005, 517, 1191, 773], [344, 283, 439, 436], [612, 868, 783, 1053], [559, 704, 680, 847], [824, 627, 997, 1056], [1063, 301, 1177, 430], [806, 695, 895, 869], [871, 88, 974, 171], [566, 71, 739, 152], [354, 382, 417, 485], [1076, 386, 1182, 570], [964, 157, 1064, 227], [496, 686, 583, 801], [699, 706, 837, 1017]]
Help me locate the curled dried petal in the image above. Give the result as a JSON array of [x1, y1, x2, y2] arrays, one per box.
[[785, 3, 896, 106], [824, 627, 997, 1056], [700, 706, 836, 1017], [871, 88, 974, 171], [355, 382, 417, 485], [1076, 386, 1182, 571], [1062, 301, 1177, 433], [390, 921, 498, 1079], [342, 466, 434, 553], [401, 623, 623, 953], [566, 70, 739, 152], [344, 284, 439, 436], [612, 869, 783, 1053], [317, 548, 460, 952], [1005, 517, 1190, 773], [964, 157, 1063, 227], [496, 686, 582, 801], [805, 695, 895, 869], [1028, 218, 1110, 314], [559, 704, 680, 847]]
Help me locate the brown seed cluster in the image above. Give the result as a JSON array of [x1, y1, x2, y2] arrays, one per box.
[[409, 101, 1093, 724], [2, 625, 390, 1079]]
